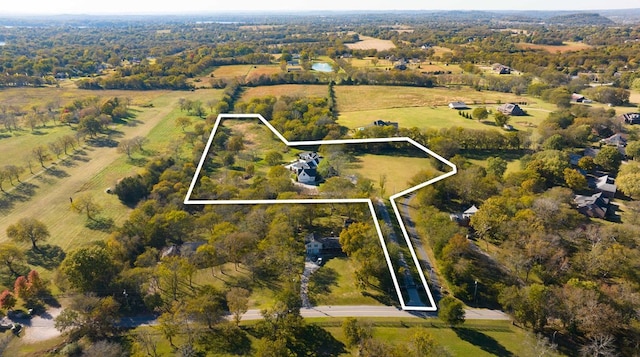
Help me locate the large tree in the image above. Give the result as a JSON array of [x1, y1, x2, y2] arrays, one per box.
[[594, 146, 623, 172], [6, 217, 50, 251], [54, 294, 120, 339], [60, 246, 118, 294], [438, 296, 466, 326]]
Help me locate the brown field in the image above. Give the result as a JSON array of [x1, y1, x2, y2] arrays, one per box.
[[431, 46, 453, 57], [516, 41, 592, 53], [245, 65, 282, 80], [211, 64, 254, 79], [240, 84, 328, 101], [346, 35, 396, 51]]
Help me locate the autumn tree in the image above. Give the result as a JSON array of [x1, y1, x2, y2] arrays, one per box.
[[48, 141, 64, 159], [472, 107, 488, 120], [563, 168, 588, 191], [31, 145, 49, 168], [6, 217, 50, 251], [438, 296, 466, 326], [494, 111, 510, 127], [264, 150, 283, 166], [60, 245, 118, 294], [594, 146, 623, 172], [226, 287, 250, 326], [117, 139, 134, 158], [0, 290, 16, 311], [486, 157, 508, 178], [175, 116, 192, 132], [0, 243, 26, 277], [54, 294, 120, 339], [71, 193, 103, 220]]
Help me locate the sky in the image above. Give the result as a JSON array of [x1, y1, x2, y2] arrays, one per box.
[[3, 0, 639, 15]]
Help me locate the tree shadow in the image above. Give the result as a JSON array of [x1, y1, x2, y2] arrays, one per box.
[[25, 244, 66, 269], [0, 265, 30, 287], [294, 324, 346, 356], [85, 217, 114, 232], [87, 137, 118, 148], [44, 166, 69, 178], [453, 327, 514, 357], [308, 267, 338, 305], [127, 157, 149, 167], [197, 323, 251, 355]]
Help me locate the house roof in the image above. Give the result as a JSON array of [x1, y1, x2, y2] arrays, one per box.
[[601, 133, 627, 146], [449, 101, 468, 109], [595, 175, 617, 194], [574, 192, 609, 219], [463, 205, 478, 215], [571, 93, 585, 101], [497, 103, 524, 115]]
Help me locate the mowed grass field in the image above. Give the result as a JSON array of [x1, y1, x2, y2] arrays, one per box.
[[335, 85, 553, 142], [0, 88, 223, 256], [346, 153, 439, 195]]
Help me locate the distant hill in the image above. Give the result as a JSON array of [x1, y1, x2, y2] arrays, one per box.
[[546, 13, 615, 26]]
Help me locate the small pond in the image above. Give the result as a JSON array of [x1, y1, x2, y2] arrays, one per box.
[[311, 62, 333, 72]]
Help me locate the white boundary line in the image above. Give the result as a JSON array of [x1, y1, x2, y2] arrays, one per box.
[[184, 114, 457, 311]]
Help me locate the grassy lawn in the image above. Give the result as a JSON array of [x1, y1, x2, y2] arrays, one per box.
[[313, 318, 554, 357], [335, 85, 536, 112], [309, 257, 384, 306], [346, 153, 438, 195]]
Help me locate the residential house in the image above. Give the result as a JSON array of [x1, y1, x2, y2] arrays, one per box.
[[497, 103, 526, 116], [372, 120, 399, 128], [492, 63, 511, 74], [450, 205, 478, 226], [600, 133, 627, 147], [571, 93, 586, 102], [305, 233, 323, 256], [285, 152, 322, 184], [622, 112, 640, 125], [305, 233, 343, 257], [594, 175, 617, 199], [448, 101, 468, 110], [574, 192, 610, 219]]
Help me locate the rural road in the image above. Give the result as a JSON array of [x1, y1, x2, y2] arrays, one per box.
[[374, 198, 422, 306], [399, 194, 443, 302], [19, 304, 509, 342]]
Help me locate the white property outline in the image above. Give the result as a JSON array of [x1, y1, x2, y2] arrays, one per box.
[[184, 114, 457, 311]]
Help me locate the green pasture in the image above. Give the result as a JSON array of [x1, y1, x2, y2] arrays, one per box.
[[309, 257, 385, 306], [345, 153, 437, 195]]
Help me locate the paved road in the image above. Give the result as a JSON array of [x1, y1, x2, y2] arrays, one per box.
[[241, 305, 509, 321], [399, 194, 443, 303], [374, 199, 422, 305]]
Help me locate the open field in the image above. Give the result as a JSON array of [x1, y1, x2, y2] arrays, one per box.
[[346, 153, 437, 194], [346, 35, 396, 51], [431, 46, 453, 57], [211, 64, 255, 79], [338, 104, 546, 132], [240, 84, 328, 102], [335, 86, 534, 112], [516, 41, 593, 53], [323, 319, 547, 356], [0, 89, 223, 257]]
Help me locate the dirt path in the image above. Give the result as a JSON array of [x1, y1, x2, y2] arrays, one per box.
[[0, 93, 177, 248]]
